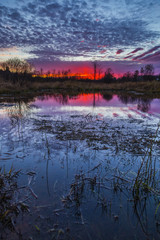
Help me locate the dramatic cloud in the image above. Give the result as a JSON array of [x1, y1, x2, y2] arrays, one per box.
[[124, 55, 133, 60], [139, 50, 160, 62], [0, 0, 160, 73], [116, 49, 124, 55], [132, 46, 160, 61], [130, 48, 144, 54]]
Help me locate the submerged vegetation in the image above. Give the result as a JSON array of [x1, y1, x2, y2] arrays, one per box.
[[0, 91, 160, 239], [0, 167, 30, 239]]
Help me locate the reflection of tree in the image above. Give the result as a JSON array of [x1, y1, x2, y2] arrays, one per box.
[[6, 100, 32, 122], [37, 93, 81, 105], [118, 95, 137, 104], [0, 98, 34, 129], [37, 95, 46, 101], [53, 94, 69, 105], [102, 93, 113, 102], [118, 94, 152, 113], [137, 99, 151, 113], [52, 93, 81, 105]]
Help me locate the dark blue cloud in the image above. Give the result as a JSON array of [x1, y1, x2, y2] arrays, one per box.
[[138, 50, 160, 62], [132, 46, 160, 61], [130, 48, 144, 54], [0, 0, 160, 65], [116, 49, 124, 55]]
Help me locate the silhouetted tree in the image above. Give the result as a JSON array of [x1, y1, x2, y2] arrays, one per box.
[[92, 61, 98, 81], [47, 71, 51, 77], [144, 64, 154, 76], [103, 68, 114, 83], [134, 70, 139, 82], [58, 70, 61, 77], [123, 71, 133, 82], [102, 93, 113, 101], [137, 99, 151, 112], [140, 67, 144, 76], [0, 58, 33, 74]]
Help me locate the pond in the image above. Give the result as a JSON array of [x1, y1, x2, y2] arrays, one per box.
[[0, 92, 160, 240]]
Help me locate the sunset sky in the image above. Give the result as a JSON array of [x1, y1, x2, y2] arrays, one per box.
[[0, 0, 160, 76]]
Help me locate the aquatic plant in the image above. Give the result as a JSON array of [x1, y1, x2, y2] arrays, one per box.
[[0, 166, 32, 238], [133, 124, 160, 201]]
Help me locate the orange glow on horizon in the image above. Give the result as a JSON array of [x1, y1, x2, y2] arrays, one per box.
[[32, 72, 95, 79], [32, 72, 122, 79], [32, 64, 123, 79]]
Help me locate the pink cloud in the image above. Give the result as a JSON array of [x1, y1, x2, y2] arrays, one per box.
[[116, 49, 123, 55], [124, 55, 133, 59], [100, 50, 107, 54], [140, 50, 160, 62], [132, 46, 160, 61], [130, 48, 143, 54]]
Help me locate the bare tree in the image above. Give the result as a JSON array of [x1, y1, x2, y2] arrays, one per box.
[[144, 64, 154, 76], [0, 58, 34, 73], [103, 68, 114, 83], [92, 61, 97, 80], [140, 67, 144, 76], [47, 71, 51, 77], [40, 68, 43, 75], [92, 61, 102, 80], [134, 70, 139, 81]]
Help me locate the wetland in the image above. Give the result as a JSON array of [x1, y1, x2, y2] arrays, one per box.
[[0, 91, 160, 240]]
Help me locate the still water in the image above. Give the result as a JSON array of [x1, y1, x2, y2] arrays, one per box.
[[0, 92, 160, 240]]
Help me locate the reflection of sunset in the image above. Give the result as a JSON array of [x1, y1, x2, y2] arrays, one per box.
[[33, 93, 160, 115], [35, 94, 120, 107]]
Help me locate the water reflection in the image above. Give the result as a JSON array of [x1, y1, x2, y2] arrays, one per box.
[[118, 94, 152, 113], [0, 92, 160, 239], [0, 93, 160, 119], [35, 93, 160, 116], [102, 93, 113, 102]]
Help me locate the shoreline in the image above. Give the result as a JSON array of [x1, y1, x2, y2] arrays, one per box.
[[0, 79, 160, 98]]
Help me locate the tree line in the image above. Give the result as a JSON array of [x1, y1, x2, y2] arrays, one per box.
[[0, 58, 159, 83], [92, 61, 158, 83]]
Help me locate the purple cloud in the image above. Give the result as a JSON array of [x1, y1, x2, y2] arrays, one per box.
[[132, 46, 160, 61], [130, 48, 143, 54], [124, 55, 133, 59], [116, 49, 123, 55], [139, 50, 160, 62]]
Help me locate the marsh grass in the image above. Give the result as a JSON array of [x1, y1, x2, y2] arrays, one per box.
[[0, 167, 27, 231], [61, 123, 160, 237], [133, 125, 160, 201], [1, 93, 160, 238], [0, 166, 36, 239], [1, 74, 160, 96]]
